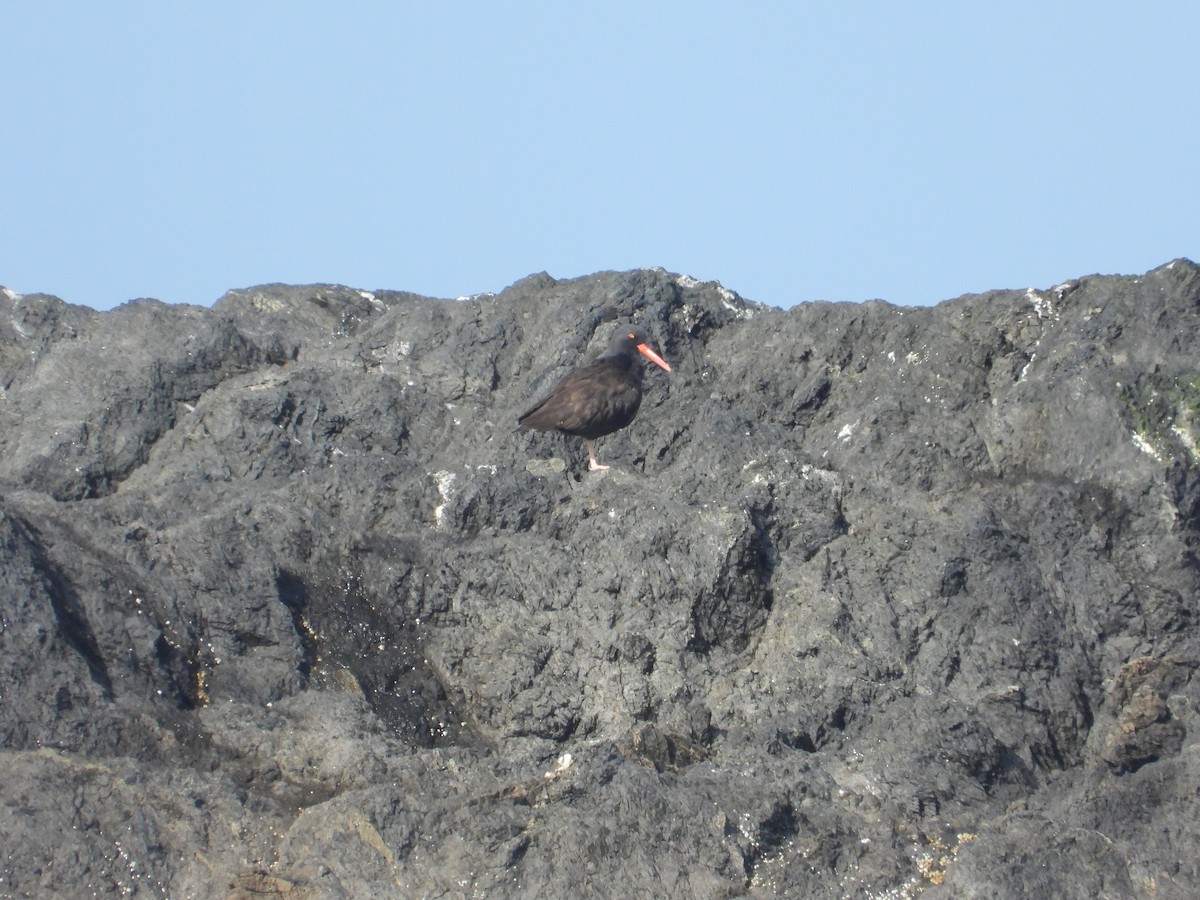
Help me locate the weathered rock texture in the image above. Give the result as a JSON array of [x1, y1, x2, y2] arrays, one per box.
[[1, 261, 1198, 898]]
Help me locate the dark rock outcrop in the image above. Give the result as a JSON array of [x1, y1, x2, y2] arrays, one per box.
[[1, 262, 1198, 897]]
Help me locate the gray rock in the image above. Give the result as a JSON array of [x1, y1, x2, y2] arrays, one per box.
[[1, 261, 1198, 897]]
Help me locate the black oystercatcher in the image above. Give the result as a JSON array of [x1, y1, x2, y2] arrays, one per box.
[[519, 326, 671, 471]]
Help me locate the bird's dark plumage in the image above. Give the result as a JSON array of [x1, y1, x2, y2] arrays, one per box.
[[518, 326, 671, 471]]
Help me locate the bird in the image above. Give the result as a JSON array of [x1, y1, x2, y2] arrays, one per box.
[[518, 325, 671, 471]]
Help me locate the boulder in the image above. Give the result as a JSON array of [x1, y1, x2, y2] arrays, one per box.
[[1, 262, 1197, 896]]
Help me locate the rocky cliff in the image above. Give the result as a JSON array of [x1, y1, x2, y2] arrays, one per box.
[[1, 262, 1198, 898]]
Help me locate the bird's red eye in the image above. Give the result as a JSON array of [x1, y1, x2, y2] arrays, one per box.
[[628, 332, 636, 340]]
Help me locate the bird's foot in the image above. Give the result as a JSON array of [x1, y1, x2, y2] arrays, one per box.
[[585, 440, 610, 472]]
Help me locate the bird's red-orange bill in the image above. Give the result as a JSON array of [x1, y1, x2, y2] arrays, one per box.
[[636, 343, 671, 372]]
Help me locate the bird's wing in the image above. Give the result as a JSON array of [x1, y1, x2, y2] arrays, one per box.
[[518, 363, 641, 436]]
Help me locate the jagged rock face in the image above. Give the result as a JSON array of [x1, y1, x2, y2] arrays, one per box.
[[1, 263, 1198, 897]]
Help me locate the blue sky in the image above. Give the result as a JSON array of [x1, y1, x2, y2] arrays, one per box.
[[3, 3, 1197, 311]]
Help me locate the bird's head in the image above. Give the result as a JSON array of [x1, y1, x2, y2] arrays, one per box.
[[609, 326, 671, 372]]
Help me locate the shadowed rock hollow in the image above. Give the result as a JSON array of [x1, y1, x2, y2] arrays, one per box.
[[1, 262, 1198, 897]]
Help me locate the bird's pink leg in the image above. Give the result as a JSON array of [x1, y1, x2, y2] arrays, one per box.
[[586, 440, 610, 472]]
